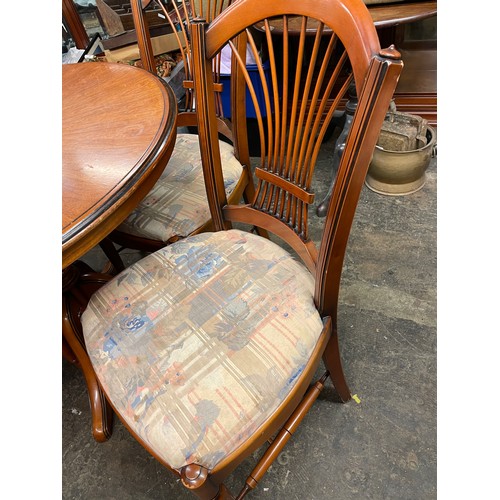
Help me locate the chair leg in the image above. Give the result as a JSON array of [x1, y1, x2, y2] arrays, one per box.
[[322, 325, 351, 402], [236, 374, 328, 499], [180, 465, 234, 499], [99, 237, 125, 274], [216, 484, 235, 500]]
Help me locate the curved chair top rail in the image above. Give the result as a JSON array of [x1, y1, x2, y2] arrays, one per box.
[[203, 0, 381, 97]]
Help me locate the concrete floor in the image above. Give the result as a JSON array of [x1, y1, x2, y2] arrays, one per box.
[[62, 131, 437, 499]]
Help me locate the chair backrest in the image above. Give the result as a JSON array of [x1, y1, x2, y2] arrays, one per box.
[[131, 0, 232, 114], [190, 0, 403, 320]]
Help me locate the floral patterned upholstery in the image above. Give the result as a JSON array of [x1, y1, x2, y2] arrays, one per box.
[[82, 229, 324, 471], [116, 133, 244, 242]]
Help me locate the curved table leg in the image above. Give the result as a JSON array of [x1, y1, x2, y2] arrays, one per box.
[[62, 335, 79, 366], [316, 82, 358, 217], [62, 263, 114, 442]]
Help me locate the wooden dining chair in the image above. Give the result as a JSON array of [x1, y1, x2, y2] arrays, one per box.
[[100, 0, 250, 269], [81, 0, 402, 497]]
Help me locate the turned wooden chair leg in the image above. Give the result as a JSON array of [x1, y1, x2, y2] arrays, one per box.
[[322, 325, 351, 403], [236, 374, 329, 499], [180, 465, 234, 499]]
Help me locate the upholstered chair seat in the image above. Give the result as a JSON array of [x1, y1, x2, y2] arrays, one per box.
[[115, 134, 244, 243], [82, 229, 324, 471]]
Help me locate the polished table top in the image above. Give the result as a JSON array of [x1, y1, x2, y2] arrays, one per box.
[[256, 1, 436, 32], [367, 0, 436, 28], [62, 62, 177, 269]]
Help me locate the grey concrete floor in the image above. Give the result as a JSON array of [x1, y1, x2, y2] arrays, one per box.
[[62, 132, 437, 499]]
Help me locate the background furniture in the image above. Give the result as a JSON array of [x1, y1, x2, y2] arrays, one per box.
[[79, 0, 402, 497], [302, 1, 437, 215], [63, 1, 436, 125], [372, 1, 437, 126]]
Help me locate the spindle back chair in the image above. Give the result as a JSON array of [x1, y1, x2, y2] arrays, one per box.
[[81, 0, 403, 497], [102, 0, 259, 265]]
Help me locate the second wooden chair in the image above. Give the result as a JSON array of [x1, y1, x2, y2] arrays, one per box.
[[102, 0, 256, 270]]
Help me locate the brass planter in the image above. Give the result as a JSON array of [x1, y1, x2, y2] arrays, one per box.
[[365, 125, 436, 196]]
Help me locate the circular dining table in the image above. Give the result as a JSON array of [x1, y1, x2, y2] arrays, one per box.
[[62, 62, 177, 268], [62, 62, 177, 442]]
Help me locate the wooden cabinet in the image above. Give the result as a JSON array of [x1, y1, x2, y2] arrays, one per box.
[[374, 3, 437, 126]]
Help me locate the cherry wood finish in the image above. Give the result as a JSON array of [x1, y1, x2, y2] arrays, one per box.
[[62, 62, 177, 268], [62, 62, 177, 440], [369, 0, 436, 28], [258, 1, 436, 33], [84, 0, 403, 496]]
